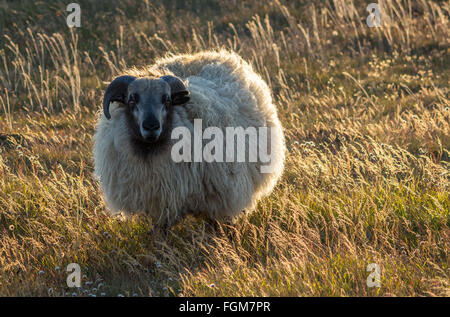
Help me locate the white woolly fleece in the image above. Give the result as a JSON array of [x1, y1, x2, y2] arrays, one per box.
[[93, 50, 285, 226]]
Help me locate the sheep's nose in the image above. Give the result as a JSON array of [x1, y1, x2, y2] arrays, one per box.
[[142, 118, 160, 131]]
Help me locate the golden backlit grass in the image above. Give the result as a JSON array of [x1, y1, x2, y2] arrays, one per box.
[[0, 0, 448, 296]]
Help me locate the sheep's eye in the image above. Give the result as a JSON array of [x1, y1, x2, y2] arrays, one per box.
[[129, 94, 138, 108], [162, 94, 171, 106]]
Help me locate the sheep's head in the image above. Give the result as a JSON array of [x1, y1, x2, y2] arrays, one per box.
[[102, 75, 190, 144]]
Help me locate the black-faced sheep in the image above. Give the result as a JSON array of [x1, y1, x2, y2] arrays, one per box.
[[93, 50, 285, 228]]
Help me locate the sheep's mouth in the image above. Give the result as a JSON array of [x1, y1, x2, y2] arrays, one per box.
[[140, 135, 159, 144], [141, 127, 163, 143], [127, 124, 171, 157], [132, 132, 157, 145], [130, 133, 171, 157]]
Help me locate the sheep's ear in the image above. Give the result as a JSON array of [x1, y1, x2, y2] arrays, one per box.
[[171, 91, 190, 106], [161, 75, 190, 106], [103, 75, 136, 119]]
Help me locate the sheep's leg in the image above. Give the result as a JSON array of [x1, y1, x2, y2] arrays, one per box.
[[204, 215, 236, 237]]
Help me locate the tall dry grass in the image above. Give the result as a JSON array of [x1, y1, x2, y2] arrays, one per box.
[[0, 0, 448, 296]]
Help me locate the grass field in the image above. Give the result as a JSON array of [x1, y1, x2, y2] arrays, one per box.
[[0, 0, 448, 296]]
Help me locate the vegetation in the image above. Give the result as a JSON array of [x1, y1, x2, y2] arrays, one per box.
[[0, 0, 448, 296]]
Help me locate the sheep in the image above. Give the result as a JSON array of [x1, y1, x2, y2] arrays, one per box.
[[93, 50, 285, 228]]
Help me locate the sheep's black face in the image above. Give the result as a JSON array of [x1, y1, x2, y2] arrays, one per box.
[[103, 75, 189, 157], [122, 78, 176, 157], [127, 79, 171, 143]]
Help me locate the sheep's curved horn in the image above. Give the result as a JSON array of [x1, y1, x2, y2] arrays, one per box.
[[102, 75, 136, 119], [161, 75, 190, 105]]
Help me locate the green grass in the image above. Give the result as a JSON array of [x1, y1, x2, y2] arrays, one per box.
[[0, 0, 448, 296]]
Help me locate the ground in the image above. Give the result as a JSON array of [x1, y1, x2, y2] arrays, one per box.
[[0, 0, 448, 296]]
